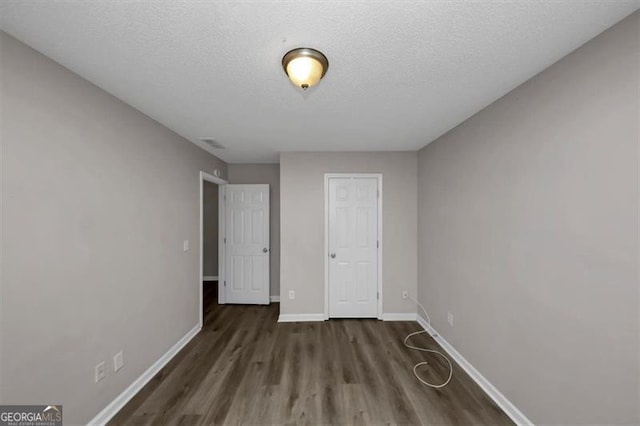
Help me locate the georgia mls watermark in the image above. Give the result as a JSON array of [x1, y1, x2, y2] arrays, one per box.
[[0, 405, 62, 426]]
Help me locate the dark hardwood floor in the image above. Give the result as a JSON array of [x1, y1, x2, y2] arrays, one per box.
[[109, 284, 512, 425]]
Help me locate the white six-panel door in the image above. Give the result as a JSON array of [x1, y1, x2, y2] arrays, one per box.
[[328, 177, 379, 318], [225, 184, 270, 305]]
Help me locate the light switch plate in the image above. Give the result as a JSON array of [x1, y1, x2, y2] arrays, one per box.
[[183, 240, 190, 252]]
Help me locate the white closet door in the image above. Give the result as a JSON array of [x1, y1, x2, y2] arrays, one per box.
[[328, 177, 378, 317], [225, 184, 270, 304]]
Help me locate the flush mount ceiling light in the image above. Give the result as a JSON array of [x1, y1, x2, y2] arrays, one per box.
[[282, 48, 329, 91]]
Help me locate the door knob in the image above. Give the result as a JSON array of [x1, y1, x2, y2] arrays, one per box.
[[330, 253, 336, 258], [263, 248, 269, 253]]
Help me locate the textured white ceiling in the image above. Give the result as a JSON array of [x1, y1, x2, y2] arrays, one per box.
[[1, 1, 638, 163]]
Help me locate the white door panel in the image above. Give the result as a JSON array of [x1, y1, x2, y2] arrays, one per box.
[[329, 177, 378, 317], [225, 184, 270, 304]]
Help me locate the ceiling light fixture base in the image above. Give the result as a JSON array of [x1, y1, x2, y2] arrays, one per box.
[[282, 47, 329, 91]]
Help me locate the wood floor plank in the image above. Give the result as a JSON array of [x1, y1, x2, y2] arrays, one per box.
[[109, 285, 514, 425]]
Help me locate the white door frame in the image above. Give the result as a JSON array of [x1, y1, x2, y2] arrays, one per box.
[[324, 173, 383, 320], [199, 171, 228, 328]]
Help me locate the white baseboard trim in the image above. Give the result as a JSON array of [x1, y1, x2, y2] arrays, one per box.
[[270, 295, 280, 302], [87, 324, 201, 425], [382, 312, 417, 321], [416, 315, 533, 426], [278, 313, 417, 322], [278, 313, 326, 323], [203, 275, 218, 281]]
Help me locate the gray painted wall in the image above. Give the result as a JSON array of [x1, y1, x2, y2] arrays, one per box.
[[203, 181, 218, 277], [0, 32, 227, 424], [2, 9, 638, 425], [417, 12, 639, 425], [228, 164, 280, 297], [279, 152, 417, 316]]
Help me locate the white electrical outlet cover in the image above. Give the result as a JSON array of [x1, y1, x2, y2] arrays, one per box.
[[113, 351, 124, 372]]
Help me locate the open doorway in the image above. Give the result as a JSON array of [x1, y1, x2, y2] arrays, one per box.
[[199, 171, 227, 328], [202, 179, 219, 284]]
